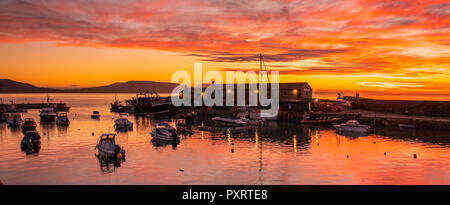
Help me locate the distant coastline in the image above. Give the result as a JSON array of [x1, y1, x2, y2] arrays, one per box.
[[0, 79, 178, 94]]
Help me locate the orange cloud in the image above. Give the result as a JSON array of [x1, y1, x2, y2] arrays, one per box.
[[0, 0, 448, 99]]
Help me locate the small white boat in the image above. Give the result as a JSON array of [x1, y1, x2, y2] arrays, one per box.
[[114, 114, 133, 130], [212, 116, 248, 127], [333, 120, 370, 133], [150, 123, 177, 141], [95, 133, 125, 158], [40, 107, 57, 122], [56, 112, 70, 126], [7, 113, 23, 127]]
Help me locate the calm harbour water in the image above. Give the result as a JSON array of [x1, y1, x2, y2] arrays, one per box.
[[0, 93, 449, 185]]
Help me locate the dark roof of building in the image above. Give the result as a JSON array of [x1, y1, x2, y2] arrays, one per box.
[[193, 82, 310, 89]]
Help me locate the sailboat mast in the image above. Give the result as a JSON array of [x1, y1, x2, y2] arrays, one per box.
[[259, 53, 262, 84]]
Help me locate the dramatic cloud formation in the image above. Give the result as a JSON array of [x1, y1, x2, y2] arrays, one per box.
[[0, 0, 449, 97]]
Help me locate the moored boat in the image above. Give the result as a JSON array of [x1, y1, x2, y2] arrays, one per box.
[[150, 123, 177, 141], [40, 107, 57, 122], [21, 118, 37, 132], [175, 118, 191, 132], [237, 107, 278, 121], [7, 113, 23, 127], [91, 111, 100, 119], [20, 130, 41, 154], [212, 116, 248, 127], [333, 120, 370, 133], [114, 114, 133, 130], [56, 112, 70, 126], [95, 133, 125, 158]]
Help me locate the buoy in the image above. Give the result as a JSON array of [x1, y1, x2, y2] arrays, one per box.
[[92, 132, 94, 136], [346, 155, 349, 158], [43, 133, 46, 136], [179, 169, 184, 172], [231, 148, 234, 153], [373, 141, 376, 144], [384, 152, 386, 155], [414, 154, 417, 158], [317, 144, 319, 146]]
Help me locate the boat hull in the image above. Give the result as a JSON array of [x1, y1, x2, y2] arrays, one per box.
[[40, 115, 56, 122], [333, 125, 370, 133]]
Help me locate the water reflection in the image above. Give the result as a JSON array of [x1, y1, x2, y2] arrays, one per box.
[[20, 143, 40, 155], [151, 138, 180, 150], [8, 125, 21, 134], [0, 93, 449, 185], [95, 154, 124, 174], [56, 125, 68, 136], [375, 128, 450, 144]]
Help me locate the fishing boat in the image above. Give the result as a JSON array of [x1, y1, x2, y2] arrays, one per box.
[[212, 116, 248, 127], [20, 130, 41, 153], [56, 112, 70, 126], [21, 118, 37, 132], [150, 123, 177, 141], [114, 114, 133, 130], [110, 99, 123, 112], [91, 111, 100, 119], [95, 133, 126, 158], [7, 113, 23, 127], [40, 107, 57, 122], [333, 120, 370, 133]]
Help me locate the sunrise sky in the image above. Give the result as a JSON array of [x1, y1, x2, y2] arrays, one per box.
[[0, 0, 449, 99]]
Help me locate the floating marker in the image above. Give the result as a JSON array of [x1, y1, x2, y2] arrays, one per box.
[[384, 152, 386, 155], [414, 154, 417, 158], [346, 155, 349, 158]]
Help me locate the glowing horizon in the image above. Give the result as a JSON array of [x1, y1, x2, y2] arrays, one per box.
[[0, 0, 449, 99]]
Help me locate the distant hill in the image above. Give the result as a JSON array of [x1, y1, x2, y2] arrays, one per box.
[[0, 79, 179, 93], [70, 81, 178, 93], [0, 79, 63, 93]]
